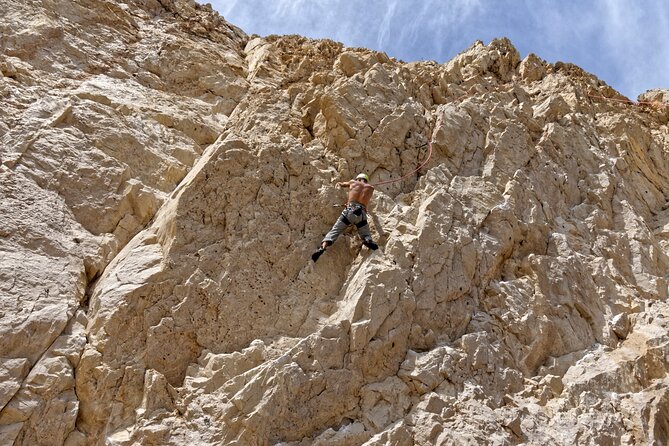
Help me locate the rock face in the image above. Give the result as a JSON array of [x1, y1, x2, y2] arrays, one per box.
[[2, 1, 669, 445]]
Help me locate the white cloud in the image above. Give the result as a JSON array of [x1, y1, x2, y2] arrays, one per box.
[[206, 0, 667, 98], [376, 0, 398, 50], [596, 0, 669, 97]]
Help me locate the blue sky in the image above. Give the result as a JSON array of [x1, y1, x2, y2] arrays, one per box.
[[206, 0, 668, 100]]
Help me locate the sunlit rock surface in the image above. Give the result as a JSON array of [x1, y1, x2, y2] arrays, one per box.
[[2, 1, 669, 445]]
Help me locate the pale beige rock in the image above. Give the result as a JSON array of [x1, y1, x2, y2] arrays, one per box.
[[0, 310, 87, 445], [639, 88, 669, 104], [3, 0, 669, 445], [518, 53, 546, 82]]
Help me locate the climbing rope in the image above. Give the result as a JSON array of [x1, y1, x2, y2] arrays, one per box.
[[370, 141, 434, 187], [587, 92, 669, 110], [362, 89, 663, 189]]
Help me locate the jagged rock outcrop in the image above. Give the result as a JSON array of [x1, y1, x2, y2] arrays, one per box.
[[2, 1, 669, 445]]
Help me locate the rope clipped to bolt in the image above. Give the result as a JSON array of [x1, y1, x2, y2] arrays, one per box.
[[370, 141, 434, 187]]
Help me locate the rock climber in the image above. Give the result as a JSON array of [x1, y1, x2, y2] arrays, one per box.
[[312, 173, 379, 262]]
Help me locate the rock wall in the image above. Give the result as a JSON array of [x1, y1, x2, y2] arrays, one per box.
[[2, 1, 669, 445]]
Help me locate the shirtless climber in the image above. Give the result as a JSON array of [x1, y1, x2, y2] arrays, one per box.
[[312, 173, 379, 262]]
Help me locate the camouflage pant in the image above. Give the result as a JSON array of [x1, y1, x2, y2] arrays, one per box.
[[323, 202, 372, 245]]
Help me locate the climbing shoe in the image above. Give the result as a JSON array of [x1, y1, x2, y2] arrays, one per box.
[[363, 240, 378, 250], [311, 247, 326, 262]]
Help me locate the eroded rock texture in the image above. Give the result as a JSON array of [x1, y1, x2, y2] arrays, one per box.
[[2, 1, 669, 445]]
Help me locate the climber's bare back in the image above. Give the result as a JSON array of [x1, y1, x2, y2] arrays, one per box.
[[338, 179, 374, 208]]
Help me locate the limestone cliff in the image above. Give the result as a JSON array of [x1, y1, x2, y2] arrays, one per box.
[[2, 1, 669, 445]]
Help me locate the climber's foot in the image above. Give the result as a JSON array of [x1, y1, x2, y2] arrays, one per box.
[[363, 240, 378, 250], [312, 247, 326, 262]]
